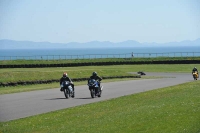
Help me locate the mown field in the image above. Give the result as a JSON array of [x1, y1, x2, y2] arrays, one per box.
[[1, 57, 200, 65]]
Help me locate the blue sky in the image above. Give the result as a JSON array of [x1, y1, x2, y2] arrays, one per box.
[[0, 0, 200, 43]]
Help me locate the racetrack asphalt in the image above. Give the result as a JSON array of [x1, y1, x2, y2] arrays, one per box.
[[0, 72, 194, 122]]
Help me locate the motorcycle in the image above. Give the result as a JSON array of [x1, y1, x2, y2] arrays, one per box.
[[88, 79, 103, 98], [60, 81, 74, 99], [192, 71, 198, 80], [137, 71, 146, 75]]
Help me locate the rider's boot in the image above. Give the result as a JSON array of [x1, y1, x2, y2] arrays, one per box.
[[60, 87, 63, 91]]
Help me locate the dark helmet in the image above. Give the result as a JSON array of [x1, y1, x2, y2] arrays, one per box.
[[63, 72, 68, 78], [92, 72, 97, 76]]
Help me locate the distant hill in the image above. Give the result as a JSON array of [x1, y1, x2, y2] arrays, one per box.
[[0, 38, 200, 49]]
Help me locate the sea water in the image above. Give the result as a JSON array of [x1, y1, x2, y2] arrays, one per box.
[[0, 46, 199, 60]]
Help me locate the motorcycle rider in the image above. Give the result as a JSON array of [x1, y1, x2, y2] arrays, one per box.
[[60, 72, 75, 97], [88, 72, 102, 93], [192, 67, 199, 77], [192, 67, 198, 74]]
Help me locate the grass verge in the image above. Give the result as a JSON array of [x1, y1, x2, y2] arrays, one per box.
[[1, 57, 200, 65], [0, 80, 199, 133], [1, 64, 199, 83]]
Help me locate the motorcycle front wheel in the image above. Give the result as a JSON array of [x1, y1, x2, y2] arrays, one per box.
[[90, 89, 95, 98], [97, 87, 101, 97], [64, 89, 70, 99]]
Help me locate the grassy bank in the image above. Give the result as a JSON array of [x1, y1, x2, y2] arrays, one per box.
[[0, 80, 199, 133], [0, 65, 138, 83], [1, 57, 200, 65], [1, 64, 199, 83]]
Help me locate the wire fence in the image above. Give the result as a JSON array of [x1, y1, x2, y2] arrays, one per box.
[[0, 52, 200, 60]]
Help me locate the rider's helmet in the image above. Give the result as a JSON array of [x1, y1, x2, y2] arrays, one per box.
[[92, 72, 97, 77], [63, 72, 68, 78]]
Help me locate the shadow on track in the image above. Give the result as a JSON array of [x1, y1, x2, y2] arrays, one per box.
[[75, 97, 93, 99], [44, 98, 67, 100], [44, 97, 94, 100]]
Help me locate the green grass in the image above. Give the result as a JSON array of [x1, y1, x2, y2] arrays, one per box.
[[0, 80, 199, 133], [0, 65, 135, 83], [0, 64, 198, 83], [1, 57, 200, 65]]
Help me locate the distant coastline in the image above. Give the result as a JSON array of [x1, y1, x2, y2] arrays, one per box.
[[0, 38, 200, 49]]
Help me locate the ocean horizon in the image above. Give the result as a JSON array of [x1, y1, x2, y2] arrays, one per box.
[[0, 46, 200, 60]]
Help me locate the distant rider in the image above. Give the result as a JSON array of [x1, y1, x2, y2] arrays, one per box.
[[192, 67, 199, 78], [88, 72, 102, 88], [192, 67, 198, 74], [60, 72, 75, 97]]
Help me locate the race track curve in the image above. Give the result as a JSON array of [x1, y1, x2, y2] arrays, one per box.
[[0, 72, 194, 122]]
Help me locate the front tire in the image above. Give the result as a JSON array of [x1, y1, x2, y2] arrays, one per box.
[[98, 88, 101, 97], [193, 75, 197, 80], [90, 89, 95, 98], [64, 89, 70, 99]]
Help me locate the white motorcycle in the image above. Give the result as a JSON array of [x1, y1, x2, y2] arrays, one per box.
[[60, 81, 74, 99]]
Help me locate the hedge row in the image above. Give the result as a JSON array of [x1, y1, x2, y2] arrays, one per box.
[[0, 75, 141, 87], [1, 60, 200, 68]]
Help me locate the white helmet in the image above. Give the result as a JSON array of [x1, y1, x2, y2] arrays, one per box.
[[63, 72, 68, 78]]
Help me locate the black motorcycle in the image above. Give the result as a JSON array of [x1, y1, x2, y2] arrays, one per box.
[[87, 79, 103, 98], [137, 71, 146, 75], [60, 81, 74, 99]]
